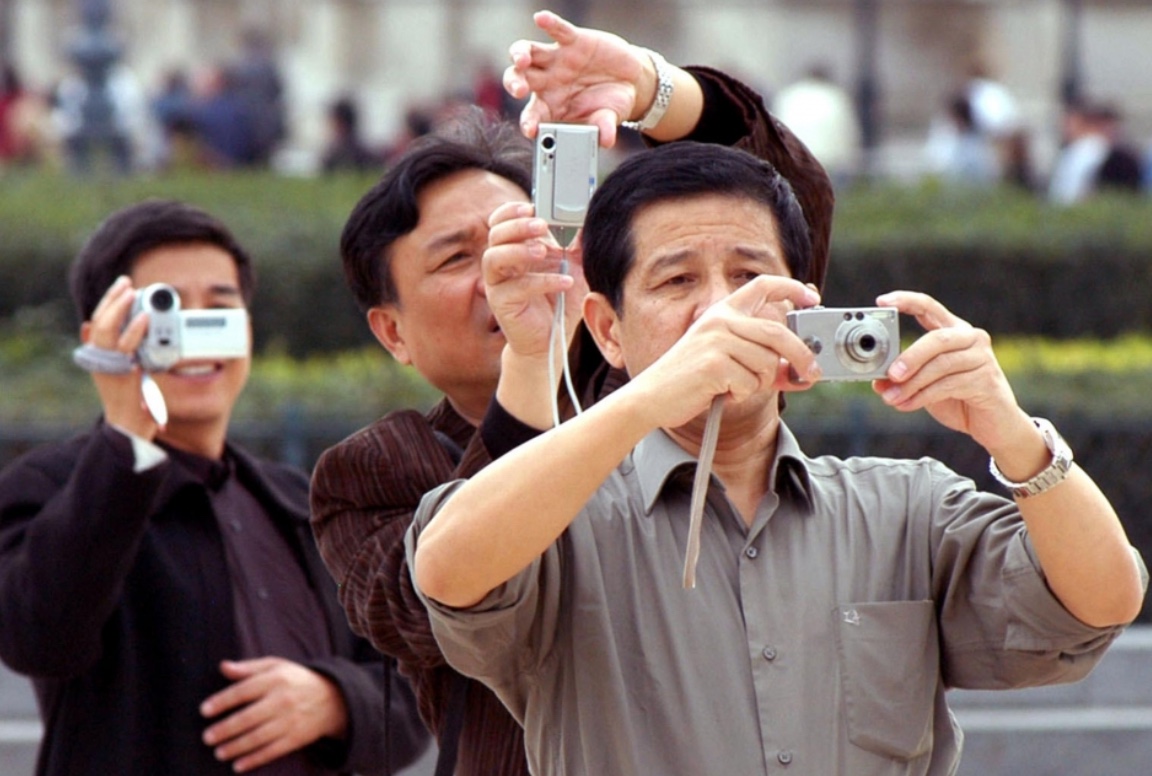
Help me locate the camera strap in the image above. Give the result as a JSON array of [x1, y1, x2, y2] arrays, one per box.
[[72, 344, 136, 374], [683, 395, 725, 589], [547, 237, 584, 429], [72, 345, 169, 428]]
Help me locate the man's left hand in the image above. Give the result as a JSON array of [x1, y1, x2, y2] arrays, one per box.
[[873, 290, 1031, 451], [200, 657, 348, 773]]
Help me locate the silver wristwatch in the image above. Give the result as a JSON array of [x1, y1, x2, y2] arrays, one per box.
[[988, 417, 1074, 499], [622, 48, 673, 131]]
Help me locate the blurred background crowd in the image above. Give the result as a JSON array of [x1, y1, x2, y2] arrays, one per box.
[[1, 0, 1151, 205]]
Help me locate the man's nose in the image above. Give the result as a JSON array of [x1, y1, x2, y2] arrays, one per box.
[[692, 276, 734, 321]]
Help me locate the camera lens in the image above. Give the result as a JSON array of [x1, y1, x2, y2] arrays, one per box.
[[540, 134, 556, 151], [843, 325, 884, 363], [149, 287, 175, 312], [835, 318, 891, 372]]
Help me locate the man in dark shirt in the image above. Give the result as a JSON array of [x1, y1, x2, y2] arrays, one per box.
[[309, 11, 832, 775], [0, 199, 427, 775]]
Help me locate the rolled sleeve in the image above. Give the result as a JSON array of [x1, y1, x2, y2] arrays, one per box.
[[932, 470, 1143, 689], [405, 482, 560, 721]]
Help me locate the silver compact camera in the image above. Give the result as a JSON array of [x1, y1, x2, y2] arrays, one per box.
[[786, 306, 900, 382], [131, 283, 250, 372], [533, 123, 599, 227]]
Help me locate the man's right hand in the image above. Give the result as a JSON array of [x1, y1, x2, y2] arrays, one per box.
[[81, 276, 159, 440], [504, 10, 704, 147], [622, 275, 823, 434], [485, 201, 589, 429], [484, 201, 586, 359]]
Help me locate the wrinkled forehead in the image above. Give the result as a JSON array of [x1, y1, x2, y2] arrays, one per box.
[[627, 194, 785, 272]]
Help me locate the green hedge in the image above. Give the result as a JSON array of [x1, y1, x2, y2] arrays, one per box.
[[0, 169, 379, 356], [4, 300, 1152, 426], [823, 183, 1152, 338], [0, 309, 438, 426], [3, 170, 1152, 355]]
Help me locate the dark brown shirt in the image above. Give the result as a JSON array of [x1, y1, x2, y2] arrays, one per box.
[[309, 66, 834, 776], [167, 446, 333, 776]]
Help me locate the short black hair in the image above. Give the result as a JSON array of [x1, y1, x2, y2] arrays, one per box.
[[68, 199, 255, 323], [339, 109, 532, 311], [582, 142, 813, 312]]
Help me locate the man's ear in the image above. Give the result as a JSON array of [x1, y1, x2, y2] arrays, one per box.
[[583, 292, 626, 370], [366, 305, 412, 365], [79, 322, 93, 344]]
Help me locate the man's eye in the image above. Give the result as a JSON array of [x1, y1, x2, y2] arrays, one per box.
[[662, 274, 692, 287], [437, 252, 470, 269], [734, 270, 762, 284]]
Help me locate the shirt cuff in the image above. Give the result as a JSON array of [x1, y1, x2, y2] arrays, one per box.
[[105, 422, 168, 473], [479, 397, 546, 460]]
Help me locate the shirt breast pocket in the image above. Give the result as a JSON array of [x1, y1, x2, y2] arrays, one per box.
[[834, 600, 938, 760]]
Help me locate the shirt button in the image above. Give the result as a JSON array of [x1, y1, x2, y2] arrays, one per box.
[[762, 646, 777, 661], [257, 587, 270, 601], [778, 750, 793, 765], [230, 518, 242, 532], [744, 546, 759, 559]]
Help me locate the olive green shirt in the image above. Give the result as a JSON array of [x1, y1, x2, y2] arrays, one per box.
[[408, 423, 1143, 776]]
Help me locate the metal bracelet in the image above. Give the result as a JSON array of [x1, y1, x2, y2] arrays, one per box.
[[622, 48, 673, 132]]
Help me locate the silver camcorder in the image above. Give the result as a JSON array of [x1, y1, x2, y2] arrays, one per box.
[[131, 283, 249, 372], [533, 123, 599, 227], [786, 306, 900, 382]]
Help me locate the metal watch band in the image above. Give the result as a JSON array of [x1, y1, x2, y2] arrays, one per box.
[[622, 48, 673, 131], [988, 417, 1074, 499]]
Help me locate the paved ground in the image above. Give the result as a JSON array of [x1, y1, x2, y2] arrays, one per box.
[[951, 626, 1152, 776]]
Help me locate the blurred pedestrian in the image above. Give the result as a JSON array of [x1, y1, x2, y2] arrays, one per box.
[[380, 103, 434, 165], [0, 60, 51, 168], [321, 95, 381, 173], [1002, 127, 1038, 193], [147, 66, 193, 170], [233, 27, 286, 165], [923, 91, 999, 186], [964, 62, 1020, 141], [0, 61, 27, 161], [771, 63, 861, 186], [184, 64, 259, 169], [1049, 99, 1143, 205]]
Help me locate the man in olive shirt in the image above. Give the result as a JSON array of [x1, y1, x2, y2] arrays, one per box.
[[408, 142, 1147, 775]]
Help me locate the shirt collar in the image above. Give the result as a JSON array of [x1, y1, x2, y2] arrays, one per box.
[[428, 397, 477, 450], [159, 442, 233, 492], [632, 421, 814, 515]]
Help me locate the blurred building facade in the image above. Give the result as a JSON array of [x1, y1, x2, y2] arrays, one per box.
[[1, 0, 1150, 177]]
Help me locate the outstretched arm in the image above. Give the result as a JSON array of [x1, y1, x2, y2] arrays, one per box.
[[414, 276, 821, 608], [504, 10, 704, 147], [876, 291, 1145, 627]]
